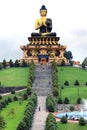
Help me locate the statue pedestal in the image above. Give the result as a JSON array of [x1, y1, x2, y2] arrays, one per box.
[[20, 35, 67, 64]]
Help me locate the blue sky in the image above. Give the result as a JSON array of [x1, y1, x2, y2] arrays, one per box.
[[0, 0, 87, 63]]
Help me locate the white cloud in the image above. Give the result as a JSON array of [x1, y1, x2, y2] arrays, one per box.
[[0, 0, 87, 63]]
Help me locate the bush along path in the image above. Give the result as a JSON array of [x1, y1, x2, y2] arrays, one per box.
[[16, 93, 37, 130], [31, 63, 54, 130]]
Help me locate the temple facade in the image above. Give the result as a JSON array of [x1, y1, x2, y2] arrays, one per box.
[[20, 5, 67, 64]]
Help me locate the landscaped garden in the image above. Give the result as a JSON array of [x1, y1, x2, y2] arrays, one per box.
[[1, 61, 87, 130]]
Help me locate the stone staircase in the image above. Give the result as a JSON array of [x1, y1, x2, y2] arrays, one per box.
[[32, 63, 53, 96], [31, 63, 53, 130]]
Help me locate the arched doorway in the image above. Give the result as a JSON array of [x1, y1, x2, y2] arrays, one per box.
[[38, 55, 49, 64]]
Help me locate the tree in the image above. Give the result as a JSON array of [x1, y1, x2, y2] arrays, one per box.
[[9, 59, 14, 67], [64, 51, 73, 63], [0, 115, 6, 130], [61, 59, 65, 66], [21, 60, 27, 67], [2, 59, 7, 69], [82, 57, 87, 69], [0, 64, 2, 70], [82, 62, 85, 69], [14, 60, 20, 67]]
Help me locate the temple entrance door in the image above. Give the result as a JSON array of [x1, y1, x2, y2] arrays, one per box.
[[41, 58, 46, 64], [38, 55, 49, 64]]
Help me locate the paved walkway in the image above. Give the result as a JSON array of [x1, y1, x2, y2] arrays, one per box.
[[31, 96, 49, 130]]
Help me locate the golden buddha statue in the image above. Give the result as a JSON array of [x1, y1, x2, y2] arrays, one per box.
[[31, 5, 56, 37]]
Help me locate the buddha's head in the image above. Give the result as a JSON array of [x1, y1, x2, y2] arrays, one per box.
[[40, 5, 47, 17]]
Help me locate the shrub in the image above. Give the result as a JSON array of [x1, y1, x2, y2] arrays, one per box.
[[46, 94, 56, 112], [85, 82, 87, 86], [61, 86, 64, 89], [5, 99, 9, 105], [74, 80, 80, 86], [8, 97, 12, 103], [53, 87, 59, 96], [79, 117, 86, 126], [11, 90, 15, 94], [45, 113, 57, 130], [23, 93, 28, 100], [58, 97, 63, 104], [16, 120, 27, 130], [64, 97, 69, 104], [13, 96, 18, 101], [27, 87, 32, 95], [64, 80, 69, 86], [77, 97, 82, 104], [0, 95, 2, 100], [0, 81, 1, 86], [70, 106, 75, 111], [0, 115, 6, 130], [61, 116, 67, 123], [17, 93, 37, 130], [1, 101, 6, 108]]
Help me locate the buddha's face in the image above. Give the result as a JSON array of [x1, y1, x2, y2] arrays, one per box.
[[40, 10, 47, 17]]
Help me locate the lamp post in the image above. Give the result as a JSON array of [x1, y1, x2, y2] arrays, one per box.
[[77, 86, 79, 98], [60, 86, 63, 97]]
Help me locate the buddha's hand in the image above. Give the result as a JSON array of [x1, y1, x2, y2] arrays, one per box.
[[42, 20, 46, 26]]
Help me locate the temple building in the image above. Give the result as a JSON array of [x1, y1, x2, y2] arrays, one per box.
[[20, 5, 67, 64]]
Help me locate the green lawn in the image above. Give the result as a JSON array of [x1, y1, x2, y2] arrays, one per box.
[[60, 87, 87, 104], [1, 100, 28, 130], [0, 67, 29, 86], [57, 122, 87, 130], [57, 66, 87, 103], [58, 66, 87, 85]]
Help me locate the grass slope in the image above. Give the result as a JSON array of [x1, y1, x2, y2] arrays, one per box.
[[57, 66, 87, 103], [0, 67, 29, 86], [58, 122, 87, 130], [58, 66, 87, 85], [1, 101, 28, 130], [60, 87, 87, 103]]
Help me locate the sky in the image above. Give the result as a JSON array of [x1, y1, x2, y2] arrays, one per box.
[[0, 0, 87, 63]]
